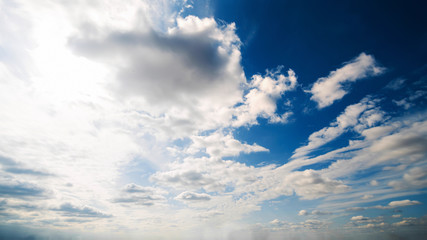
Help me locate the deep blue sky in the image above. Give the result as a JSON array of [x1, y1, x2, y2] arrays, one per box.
[[198, 0, 427, 165]]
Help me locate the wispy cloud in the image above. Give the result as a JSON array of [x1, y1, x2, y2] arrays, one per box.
[[309, 53, 385, 108]]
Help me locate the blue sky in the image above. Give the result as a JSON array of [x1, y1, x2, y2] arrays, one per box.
[[0, 0, 426, 239]]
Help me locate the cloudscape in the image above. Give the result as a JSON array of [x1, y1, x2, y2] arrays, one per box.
[[0, 0, 426, 239]]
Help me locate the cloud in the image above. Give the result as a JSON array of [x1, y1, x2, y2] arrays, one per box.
[[283, 170, 349, 200], [232, 67, 297, 126], [346, 207, 367, 212], [350, 215, 384, 224], [0, 155, 52, 177], [186, 131, 268, 158], [351, 215, 369, 221], [298, 209, 332, 216], [150, 156, 272, 193], [357, 222, 387, 228], [387, 200, 421, 208], [52, 203, 112, 218], [112, 183, 167, 206], [309, 53, 385, 108], [392, 216, 427, 227], [388, 167, 427, 190], [361, 194, 373, 200], [68, 14, 247, 138], [175, 191, 211, 201], [0, 181, 48, 199], [368, 120, 427, 164], [292, 98, 380, 158], [374, 200, 421, 209], [385, 78, 406, 90], [151, 167, 224, 192]]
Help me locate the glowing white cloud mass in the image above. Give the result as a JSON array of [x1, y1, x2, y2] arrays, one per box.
[[0, 0, 426, 239]]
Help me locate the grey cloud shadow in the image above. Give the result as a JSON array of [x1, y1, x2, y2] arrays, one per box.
[[68, 24, 237, 105], [51, 203, 112, 218], [0, 155, 54, 177], [0, 182, 49, 199]]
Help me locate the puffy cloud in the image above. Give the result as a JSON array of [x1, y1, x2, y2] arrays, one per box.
[[175, 191, 211, 201], [150, 156, 267, 193], [374, 200, 421, 209], [186, 131, 268, 158], [68, 14, 249, 138], [70, 15, 243, 108], [310, 53, 385, 108], [387, 200, 421, 208], [232, 67, 297, 126], [298, 210, 308, 216], [151, 167, 225, 192], [283, 170, 349, 200]]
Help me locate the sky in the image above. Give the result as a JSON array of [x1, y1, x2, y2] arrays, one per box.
[[0, 0, 426, 239]]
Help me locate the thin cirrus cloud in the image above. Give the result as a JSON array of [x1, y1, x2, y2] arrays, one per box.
[[309, 53, 385, 108]]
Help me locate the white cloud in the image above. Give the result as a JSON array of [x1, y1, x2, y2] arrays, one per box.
[[388, 167, 427, 190], [232, 67, 297, 126], [361, 194, 373, 200], [186, 131, 268, 158], [351, 215, 369, 221], [298, 210, 308, 216], [392, 216, 427, 227], [292, 98, 379, 158], [298, 209, 332, 216], [310, 53, 385, 108], [373, 200, 421, 209], [282, 170, 349, 200], [175, 191, 211, 201], [112, 183, 167, 206], [370, 180, 379, 186], [387, 200, 421, 208]]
